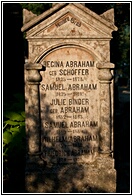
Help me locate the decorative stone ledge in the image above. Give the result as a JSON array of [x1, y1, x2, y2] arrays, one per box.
[[25, 63, 43, 84], [97, 62, 114, 82]]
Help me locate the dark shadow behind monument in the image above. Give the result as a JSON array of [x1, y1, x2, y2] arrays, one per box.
[[3, 3, 24, 100], [3, 3, 25, 193]]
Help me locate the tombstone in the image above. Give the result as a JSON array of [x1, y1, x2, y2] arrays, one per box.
[[22, 3, 118, 193]]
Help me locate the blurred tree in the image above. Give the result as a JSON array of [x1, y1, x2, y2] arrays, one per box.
[[112, 3, 130, 77], [20, 3, 52, 15]]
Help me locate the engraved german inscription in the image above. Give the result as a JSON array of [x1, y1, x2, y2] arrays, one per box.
[[55, 16, 81, 27], [40, 47, 99, 163]]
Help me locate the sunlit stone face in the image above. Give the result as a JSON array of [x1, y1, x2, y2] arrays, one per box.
[[40, 46, 100, 163]]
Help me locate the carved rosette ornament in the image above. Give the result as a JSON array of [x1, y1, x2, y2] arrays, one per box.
[[97, 62, 115, 155], [25, 63, 43, 155]]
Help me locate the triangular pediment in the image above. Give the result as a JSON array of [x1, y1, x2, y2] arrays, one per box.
[[22, 3, 117, 39], [30, 12, 111, 38]]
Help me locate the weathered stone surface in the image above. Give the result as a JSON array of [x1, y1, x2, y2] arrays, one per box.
[[100, 8, 115, 23], [25, 156, 116, 193], [22, 3, 117, 193], [40, 47, 99, 164], [23, 9, 37, 24]]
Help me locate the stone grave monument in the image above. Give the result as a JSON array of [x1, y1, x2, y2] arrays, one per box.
[[22, 3, 118, 193]]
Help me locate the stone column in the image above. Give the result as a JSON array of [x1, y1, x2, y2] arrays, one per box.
[[25, 63, 43, 155], [25, 63, 45, 193], [97, 62, 115, 156]]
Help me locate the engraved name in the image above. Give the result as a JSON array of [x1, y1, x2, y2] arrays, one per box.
[[44, 134, 98, 142], [41, 83, 97, 91], [43, 61, 95, 67], [44, 147, 99, 156], [50, 98, 89, 105], [44, 121, 98, 128], [60, 106, 89, 113]]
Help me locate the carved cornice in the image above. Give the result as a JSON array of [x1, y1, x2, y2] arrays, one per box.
[[25, 63, 43, 84], [97, 62, 115, 82]]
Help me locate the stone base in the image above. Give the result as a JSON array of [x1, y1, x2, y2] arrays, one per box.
[[25, 155, 116, 193]]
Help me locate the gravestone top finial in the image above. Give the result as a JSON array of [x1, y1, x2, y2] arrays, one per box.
[[23, 8, 37, 24], [100, 8, 115, 24]]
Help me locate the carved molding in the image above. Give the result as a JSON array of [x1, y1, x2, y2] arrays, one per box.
[[97, 62, 114, 82]]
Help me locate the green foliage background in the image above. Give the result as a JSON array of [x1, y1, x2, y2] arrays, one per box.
[[3, 94, 25, 182], [20, 3, 52, 15]]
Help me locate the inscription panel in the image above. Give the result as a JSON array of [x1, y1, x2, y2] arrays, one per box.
[[40, 47, 99, 163]]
